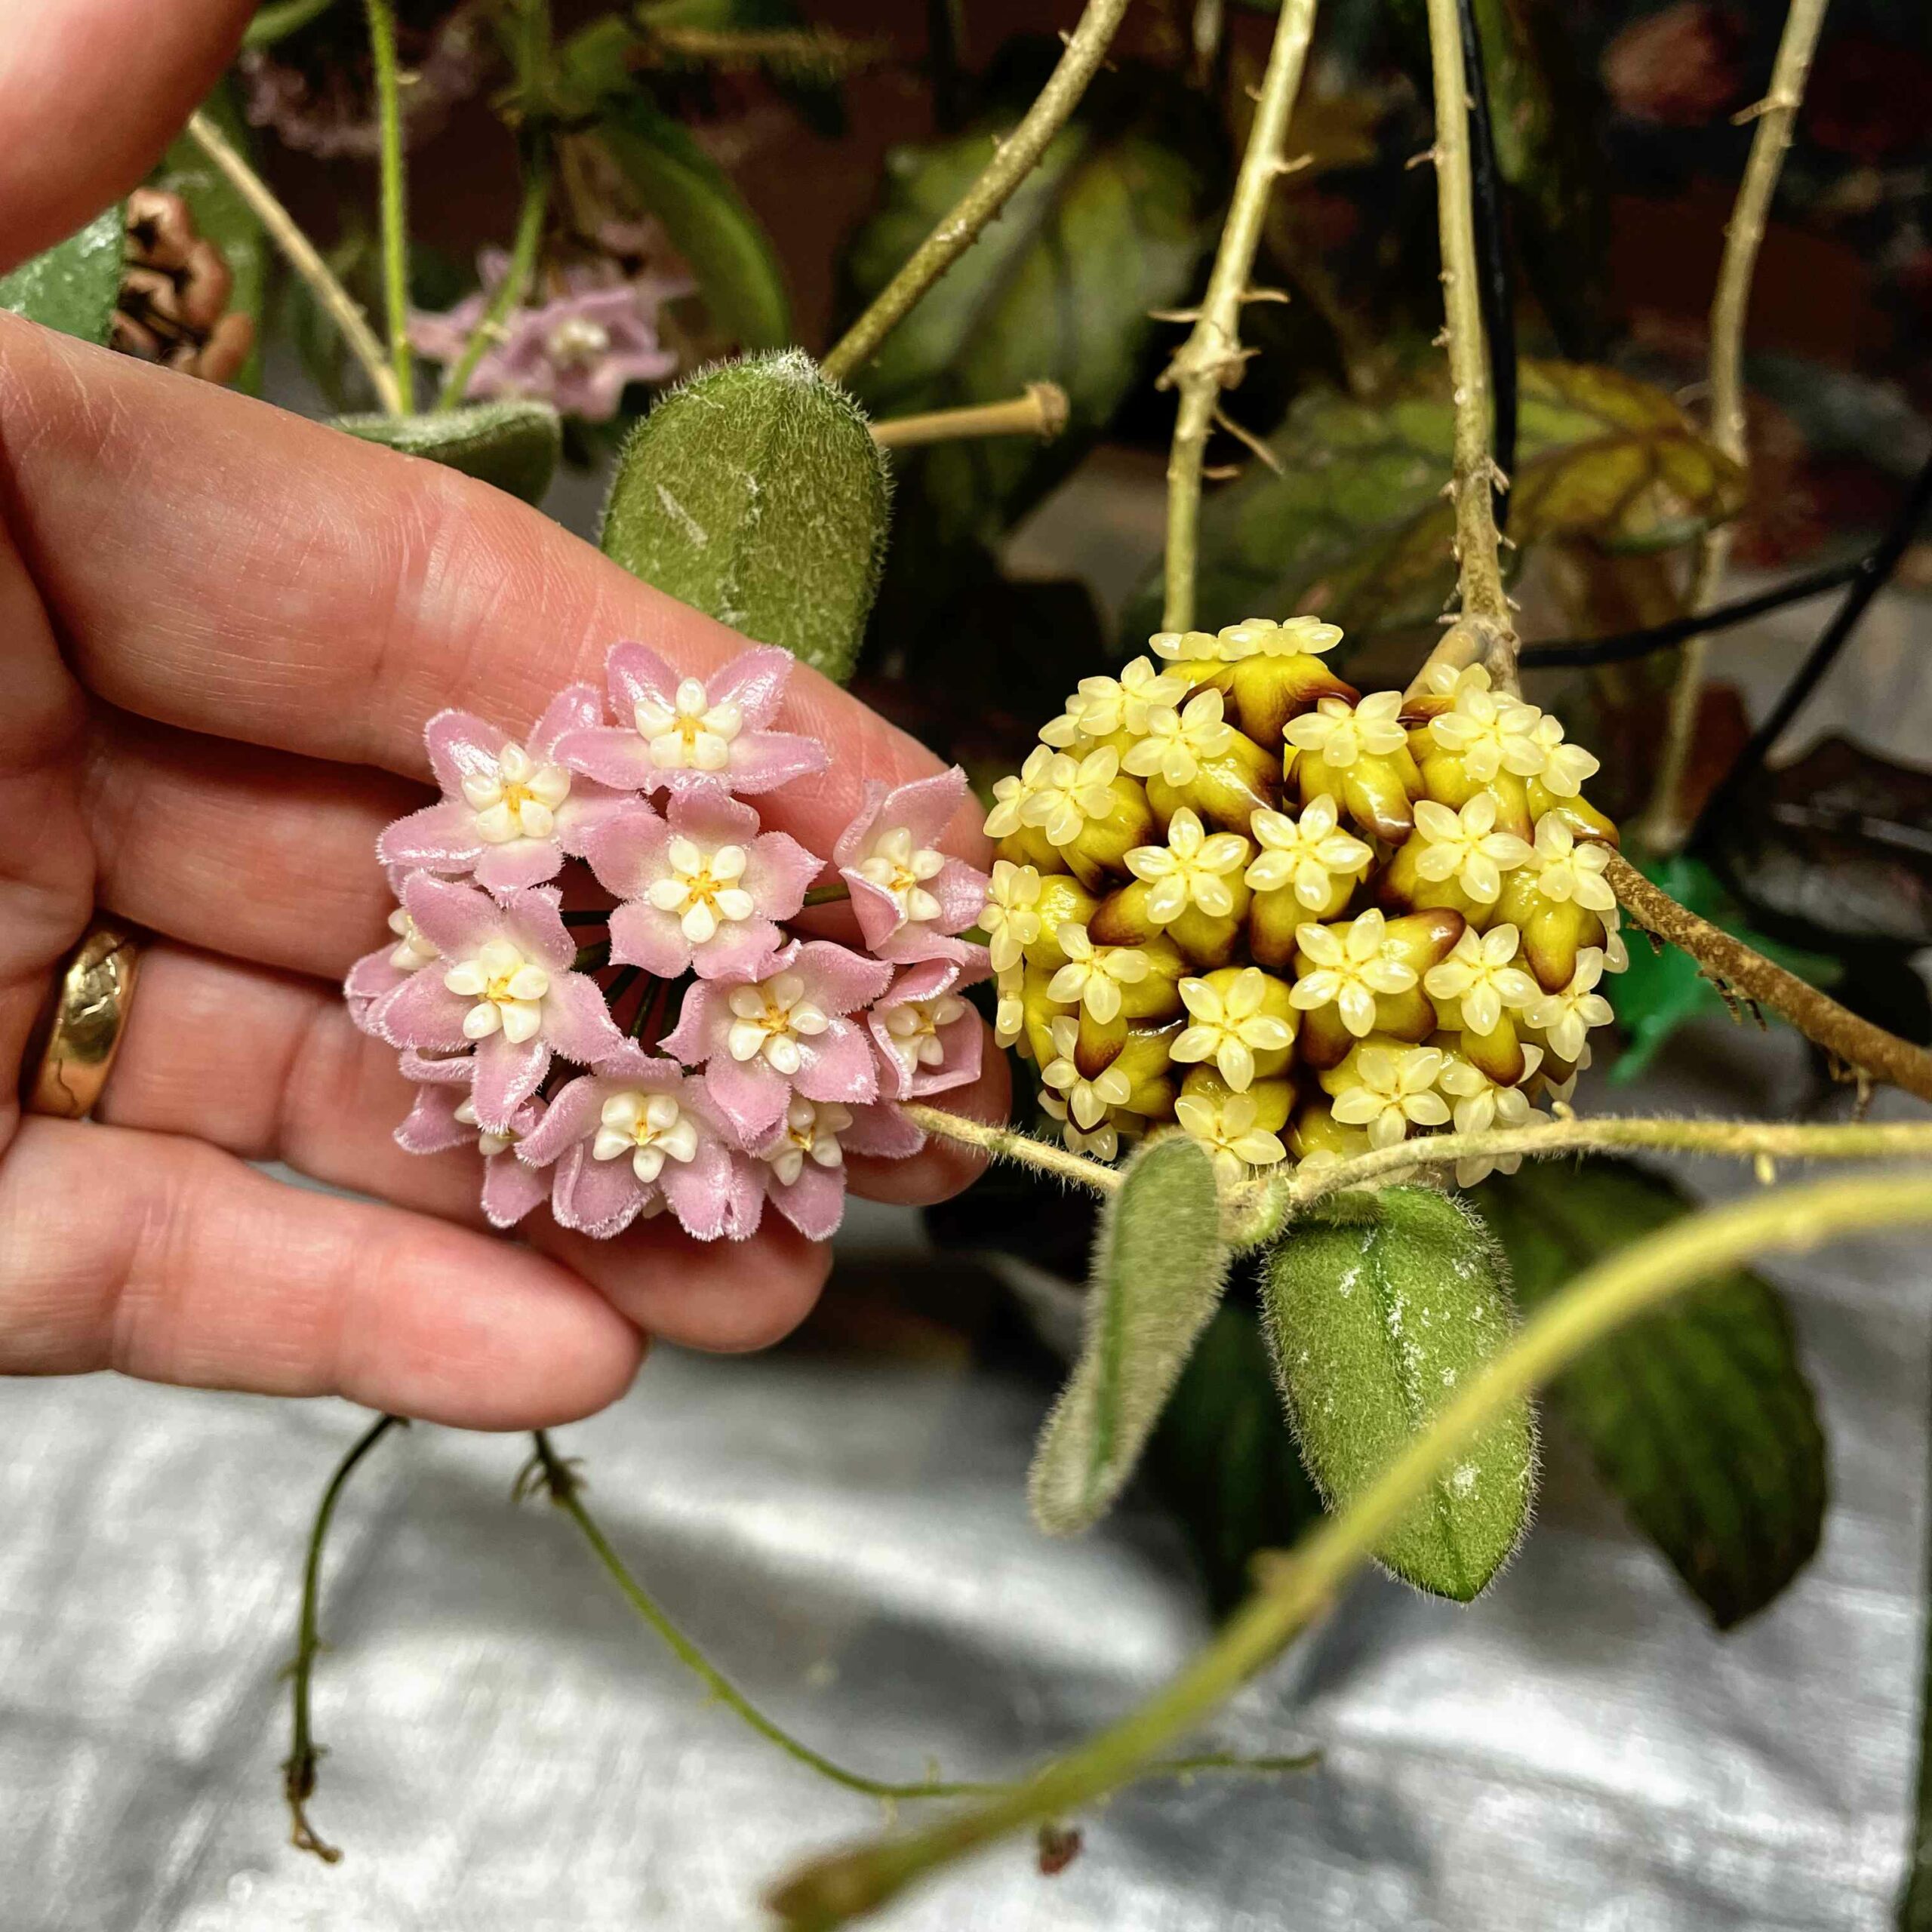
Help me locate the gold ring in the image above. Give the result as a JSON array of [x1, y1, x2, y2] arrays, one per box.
[[24, 918, 144, 1119]]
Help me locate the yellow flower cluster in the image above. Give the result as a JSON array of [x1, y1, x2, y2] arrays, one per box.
[[983, 617, 1626, 1187]]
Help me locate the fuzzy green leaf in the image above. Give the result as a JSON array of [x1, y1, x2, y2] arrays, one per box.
[[1029, 1135, 1231, 1536], [595, 99, 791, 351], [1263, 1188, 1534, 1601], [840, 68, 1218, 552], [150, 82, 266, 392], [0, 205, 125, 345], [1473, 1158, 1825, 1627], [600, 350, 890, 683], [1118, 361, 1747, 653], [336, 402, 562, 506]]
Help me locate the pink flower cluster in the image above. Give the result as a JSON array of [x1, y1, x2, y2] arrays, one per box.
[[347, 641, 991, 1242]]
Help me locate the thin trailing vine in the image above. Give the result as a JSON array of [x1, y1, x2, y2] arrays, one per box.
[[768, 1171, 1932, 1927], [364, 0, 414, 406], [1454, 0, 1515, 534], [435, 152, 550, 410], [525, 1431, 1316, 1804], [1640, 0, 1832, 852], [285, 1412, 406, 1863], [817, 0, 1134, 384], [1158, 0, 1320, 632]]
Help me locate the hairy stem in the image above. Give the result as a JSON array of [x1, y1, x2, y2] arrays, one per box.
[[365, 0, 414, 406], [869, 383, 1069, 450], [768, 1171, 1932, 1928], [902, 1103, 1123, 1193], [1159, 0, 1318, 632], [186, 111, 401, 414], [1639, 0, 1831, 853], [1607, 851, 1932, 1103], [1455, 0, 1515, 534], [817, 0, 1134, 384], [1411, 0, 1517, 699], [285, 1412, 405, 1863], [435, 152, 549, 410]]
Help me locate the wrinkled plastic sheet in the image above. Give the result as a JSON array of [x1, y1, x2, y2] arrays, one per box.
[[2, 1011, 1928, 1932]]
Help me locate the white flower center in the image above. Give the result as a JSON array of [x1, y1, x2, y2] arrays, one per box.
[[546, 314, 611, 367], [593, 1088, 700, 1183], [453, 1094, 515, 1157], [884, 994, 968, 1069], [645, 835, 755, 943], [856, 826, 946, 928], [724, 971, 830, 1074], [388, 906, 440, 971], [460, 740, 572, 844], [635, 677, 744, 773], [443, 936, 550, 1044], [761, 1097, 851, 1187]]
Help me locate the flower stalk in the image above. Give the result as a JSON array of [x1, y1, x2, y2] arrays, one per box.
[[1159, 0, 1319, 632], [435, 149, 552, 411], [869, 383, 1069, 450], [768, 1170, 1932, 1927], [365, 0, 414, 405]]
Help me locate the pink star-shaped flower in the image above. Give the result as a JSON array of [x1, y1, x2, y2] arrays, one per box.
[[373, 873, 626, 1132], [659, 938, 891, 1145], [867, 955, 988, 1100], [833, 769, 990, 967], [746, 1097, 931, 1241], [378, 688, 629, 897], [394, 1060, 552, 1229], [515, 1044, 761, 1241], [555, 641, 828, 799], [587, 793, 819, 981]]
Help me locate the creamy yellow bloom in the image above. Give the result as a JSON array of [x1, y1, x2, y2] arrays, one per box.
[[1041, 1015, 1131, 1129], [983, 743, 1054, 840], [1283, 690, 1407, 768], [1170, 968, 1295, 1091], [1039, 656, 1191, 746], [1148, 627, 1225, 663], [1175, 1088, 1288, 1181], [1426, 668, 1546, 781], [1324, 1042, 1451, 1149], [1436, 1047, 1549, 1182], [1423, 922, 1542, 1036], [981, 860, 1044, 974], [1214, 614, 1344, 660], [1124, 689, 1235, 787], [1244, 795, 1373, 909], [1290, 908, 1418, 1038], [1525, 948, 1615, 1061], [1520, 814, 1617, 911], [1046, 922, 1151, 1025], [1410, 792, 1534, 904], [1020, 746, 1123, 848], [1124, 808, 1251, 924]]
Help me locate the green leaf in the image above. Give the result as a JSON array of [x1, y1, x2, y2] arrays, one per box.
[[149, 82, 267, 393], [1473, 1158, 1826, 1626], [600, 350, 889, 683], [1143, 1300, 1324, 1617], [1262, 1187, 1534, 1601], [0, 205, 125, 345], [1029, 1135, 1231, 1536], [336, 403, 563, 506], [840, 66, 1219, 551], [244, 0, 340, 48], [1118, 360, 1747, 652], [592, 100, 791, 350], [1610, 852, 1841, 1084]]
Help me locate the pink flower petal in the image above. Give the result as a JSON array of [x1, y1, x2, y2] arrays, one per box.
[[690, 729, 826, 798], [378, 798, 485, 875], [540, 971, 628, 1066], [424, 708, 507, 795], [663, 1141, 764, 1241], [657, 977, 729, 1064], [847, 871, 912, 955], [744, 829, 817, 919], [700, 1050, 789, 1146], [605, 638, 678, 718], [400, 1047, 473, 1086], [471, 1030, 549, 1133], [374, 965, 471, 1052], [584, 802, 669, 900], [709, 646, 794, 729], [843, 1100, 928, 1160], [345, 947, 409, 1032], [670, 787, 762, 849], [499, 886, 575, 971], [482, 1148, 552, 1228], [514, 1074, 605, 1166], [395, 1083, 471, 1154], [551, 1142, 656, 1237], [472, 838, 565, 895], [401, 872, 502, 957], [764, 1158, 846, 1241], [692, 915, 786, 983], [554, 726, 666, 793], [929, 857, 991, 931], [794, 1020, 879, 1107], [530, 681, 607, 758], [553, 786, 628, 857], [794, 940, 893, 1014], [610, 899, 694, 977]]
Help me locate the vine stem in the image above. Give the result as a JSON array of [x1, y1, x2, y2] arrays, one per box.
[[901, 1102, 1122, 1193], [365, 0, 414, 406], [817, 0, 1134, 384], [527, 1432, 1312, 1804], [869, 383, 1069, 450], [435, 150, 550, 410], [1638, 0, 1831, 854], [1410, 0, 1518, 700], [768, 1170, 1932, 1928], [1159, 0, 1319, 632], [285, 1412, 405, 1862], [185, 111, 401, 414], [1605, 851, 1932, 1104]]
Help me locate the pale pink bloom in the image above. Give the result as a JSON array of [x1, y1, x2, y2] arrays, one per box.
[[345, 892, 441, 1034], [868, 955, 987, 1100], [515, 1046, 761, 1241], [380, 687, 628, 895], [589, 792, 818, 981], [410, 254, 691, 422], [832, 769, 989, 967], [749, 1097, 932, 1241], [374, 874, 625, 1132], [660, 939, 891, 1144], [395, 1073, 552, 1229], [556, 641, 827, 799]]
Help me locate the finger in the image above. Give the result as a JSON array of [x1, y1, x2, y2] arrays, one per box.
[[97, 943, 859, 1351], [0, 0, 254, 267], [84, 705, 419, 977], [0, 321, 991, 867], [0, 1117, 644, 1428]]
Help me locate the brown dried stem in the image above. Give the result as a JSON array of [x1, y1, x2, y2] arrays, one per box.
[[817, 0, 1134, 384], [1606, 849, 1932, 1103], [1159, 0, 1319, 631]]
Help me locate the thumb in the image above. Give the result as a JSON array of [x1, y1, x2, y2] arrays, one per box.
[[0, 0, 256, 269]]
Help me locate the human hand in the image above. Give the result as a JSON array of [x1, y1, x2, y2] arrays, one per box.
[[0, 23, 1003, 1424]]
